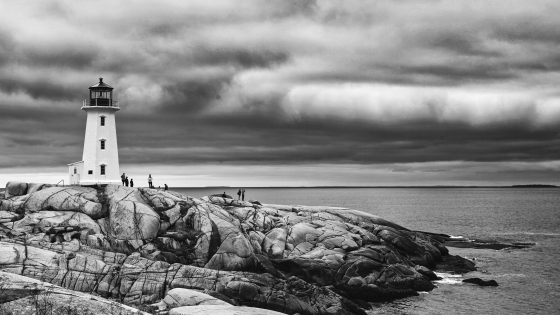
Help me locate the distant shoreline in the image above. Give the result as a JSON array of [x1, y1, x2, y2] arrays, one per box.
[[172, 185, 559, 189]]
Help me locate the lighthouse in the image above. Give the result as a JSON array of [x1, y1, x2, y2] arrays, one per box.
[[68, 78, 121, 185]]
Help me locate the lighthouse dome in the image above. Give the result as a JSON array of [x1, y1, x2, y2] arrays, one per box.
[[89, 78, 114, 90]]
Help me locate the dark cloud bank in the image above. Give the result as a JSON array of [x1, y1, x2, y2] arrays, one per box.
[[0, 1, 559, 184]]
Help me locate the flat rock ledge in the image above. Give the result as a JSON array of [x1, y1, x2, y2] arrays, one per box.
[[0, 181, 456, 314]]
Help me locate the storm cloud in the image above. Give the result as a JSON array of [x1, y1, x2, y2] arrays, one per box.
[[0, 0, 559, 185]]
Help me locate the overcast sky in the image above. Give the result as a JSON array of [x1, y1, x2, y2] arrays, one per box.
[[1, 0, 559, 187]]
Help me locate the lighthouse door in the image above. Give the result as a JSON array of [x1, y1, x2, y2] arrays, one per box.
[[70, 173, 79, 185]]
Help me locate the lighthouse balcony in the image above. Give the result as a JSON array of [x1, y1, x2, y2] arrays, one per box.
[[82, 99, 120, 108]]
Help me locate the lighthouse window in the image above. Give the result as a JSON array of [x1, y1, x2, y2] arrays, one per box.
[[100, 140, 106, 150], [100, 116, 105, 126], [95, 91, 108, 98], [74, 167, 77, 174], [100, 165, 106, 175]]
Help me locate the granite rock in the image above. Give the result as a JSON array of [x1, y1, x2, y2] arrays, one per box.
[[168, 304, 287, 315], [0, 182, 452, 314]]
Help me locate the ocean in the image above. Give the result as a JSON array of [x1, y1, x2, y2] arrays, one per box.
[[172, 187, 560, 315]]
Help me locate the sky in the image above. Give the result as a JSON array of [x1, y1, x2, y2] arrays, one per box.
[[0, 0, 559, 187]]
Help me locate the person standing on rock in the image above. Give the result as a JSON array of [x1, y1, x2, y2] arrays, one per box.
[[125, 176, 129, 187], [121, 173, 126, 186], [237, 189, 241, 200], [164, 184, 168, 191], [130, 178, 134, 187], [148, 174, 153, 188], [242, 189, 245, 201]]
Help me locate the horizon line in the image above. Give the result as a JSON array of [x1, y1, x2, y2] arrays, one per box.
[[165, 184, 559, 189]]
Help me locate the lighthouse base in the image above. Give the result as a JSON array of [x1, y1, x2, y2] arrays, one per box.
[[80, 180, 122, 186]]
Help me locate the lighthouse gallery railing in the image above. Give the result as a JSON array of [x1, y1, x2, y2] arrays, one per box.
[[82, 99, 120, 107]]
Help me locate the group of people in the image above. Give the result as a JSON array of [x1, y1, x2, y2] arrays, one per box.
[[121, 173, 166, 190], [120, 173, 133, 187], [237, 188, 246, 201]]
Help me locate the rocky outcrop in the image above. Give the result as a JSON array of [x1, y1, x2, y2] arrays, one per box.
[[462, 278, 498, 286], [0, 181, 453, 314]]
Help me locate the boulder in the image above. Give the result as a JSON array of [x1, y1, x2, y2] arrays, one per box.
[[463, 278, 499, 286], [262, 227, 288, 258], [436, 254, 477, 274], [107, 186, 160, 240], [151, 288, 230, 312], [9, 186, 103, 218], [248, 199, 262, 205], [5, 181, 29, 198]]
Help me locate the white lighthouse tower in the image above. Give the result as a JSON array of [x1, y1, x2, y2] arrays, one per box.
[[68, 78, 121, 185]]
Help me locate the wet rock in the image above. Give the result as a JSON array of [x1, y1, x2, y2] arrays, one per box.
[[414, 265, 439, 280], [436, 254, 477, 274], [463, 278, 499, 286]]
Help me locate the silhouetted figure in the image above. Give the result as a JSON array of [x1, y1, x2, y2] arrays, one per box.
[[222, 191, 227, 198], [242, 189, 245, 201], [237, 189, 241, 200], [121, 173, 126, 185], [148, 174, 153, 188], [164, 184, 168, 191], [130, 179, 134, 187], [125, 176, 129, 187]]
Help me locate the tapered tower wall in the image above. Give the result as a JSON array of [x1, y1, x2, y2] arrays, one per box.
[[80, 107, 120, 185]]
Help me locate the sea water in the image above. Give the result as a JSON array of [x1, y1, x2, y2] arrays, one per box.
[[173, 187, 560, 314]]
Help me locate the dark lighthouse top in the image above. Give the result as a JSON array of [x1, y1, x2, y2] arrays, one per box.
[[85, 78, 118, 107]]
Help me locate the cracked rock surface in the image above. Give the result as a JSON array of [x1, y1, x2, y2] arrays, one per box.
[[0, 181, 450, 314], [0, 271, 150, 314]]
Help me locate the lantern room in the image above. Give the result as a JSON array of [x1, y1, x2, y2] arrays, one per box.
[[84, 77, 118, 107]]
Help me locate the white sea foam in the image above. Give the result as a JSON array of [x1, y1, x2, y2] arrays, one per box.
[[448, 235, 465, 239], [434, 272, 464, 285]]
